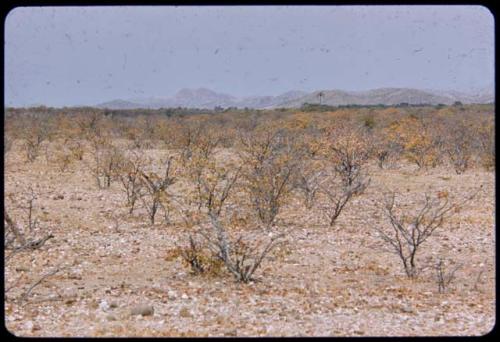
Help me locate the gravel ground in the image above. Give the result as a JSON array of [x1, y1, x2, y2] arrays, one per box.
[[4, 144, 495, 337]]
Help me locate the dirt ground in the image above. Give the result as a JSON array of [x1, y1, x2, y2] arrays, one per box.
[[4, 142, 495, 337]]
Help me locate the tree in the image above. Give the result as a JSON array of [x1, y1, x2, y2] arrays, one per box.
[[318, 92, 325, 105]]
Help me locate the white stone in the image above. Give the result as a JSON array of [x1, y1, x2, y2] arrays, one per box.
[[99, 300, 110, 312], [24, 321, 34, 330]]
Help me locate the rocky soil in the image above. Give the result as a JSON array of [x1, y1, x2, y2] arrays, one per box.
[[4, 144, 495, 337]]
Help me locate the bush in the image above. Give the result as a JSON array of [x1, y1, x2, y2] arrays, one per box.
[[140, 156, 178, 225], [374, 190, 478, 278], [239, 129, 300, 227]]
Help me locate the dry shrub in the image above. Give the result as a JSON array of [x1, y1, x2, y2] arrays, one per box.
[[53, 149, 74, 172], [197, 213, 285, 283], [177, 235, 225, 276], [435, 258, 462, 293], [238, 128, 300, 228], [19, 119, 52, 162], [186, 155, 241, 217], [4, 188, 53, 261], [67, 139, 85, 161], [118, 151, 150, 214], [86, 135, 125, 189], [387, 115, 439, 171], [475, 117, 495, 171], [325, 124, 371, 187], [4, 135, 12, 156], [319, 171, 370, 227], [317, 124, 371, 226], [139, 156, 178, 225], [374, 189, 479, 278], [295, 159, 326, 210]]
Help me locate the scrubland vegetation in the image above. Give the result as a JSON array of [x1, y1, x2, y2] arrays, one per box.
[[4, 104, 495, 336]]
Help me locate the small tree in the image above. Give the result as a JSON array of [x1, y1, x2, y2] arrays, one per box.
[[318, 91, 325, 105]]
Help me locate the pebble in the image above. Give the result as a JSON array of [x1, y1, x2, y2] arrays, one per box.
[[99, 300, 110, 312], [179, 307, 192, 318], [24, 321, 34, 331], [131, 304, 154, 316], [224, 329, 237, 336], [400, 306, 414, 314]]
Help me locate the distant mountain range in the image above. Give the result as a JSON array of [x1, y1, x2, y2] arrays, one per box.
[[96, 87, 494, 110]]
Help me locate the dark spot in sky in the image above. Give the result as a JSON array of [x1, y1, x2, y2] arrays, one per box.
[[214, 48, 219, 54], [413, 48, 423, 53]]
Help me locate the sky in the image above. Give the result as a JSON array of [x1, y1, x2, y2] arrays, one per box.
[[4, 5, 495, 107]]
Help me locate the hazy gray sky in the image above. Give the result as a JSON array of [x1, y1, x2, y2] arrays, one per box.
[[5, 5, 494, 107]]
